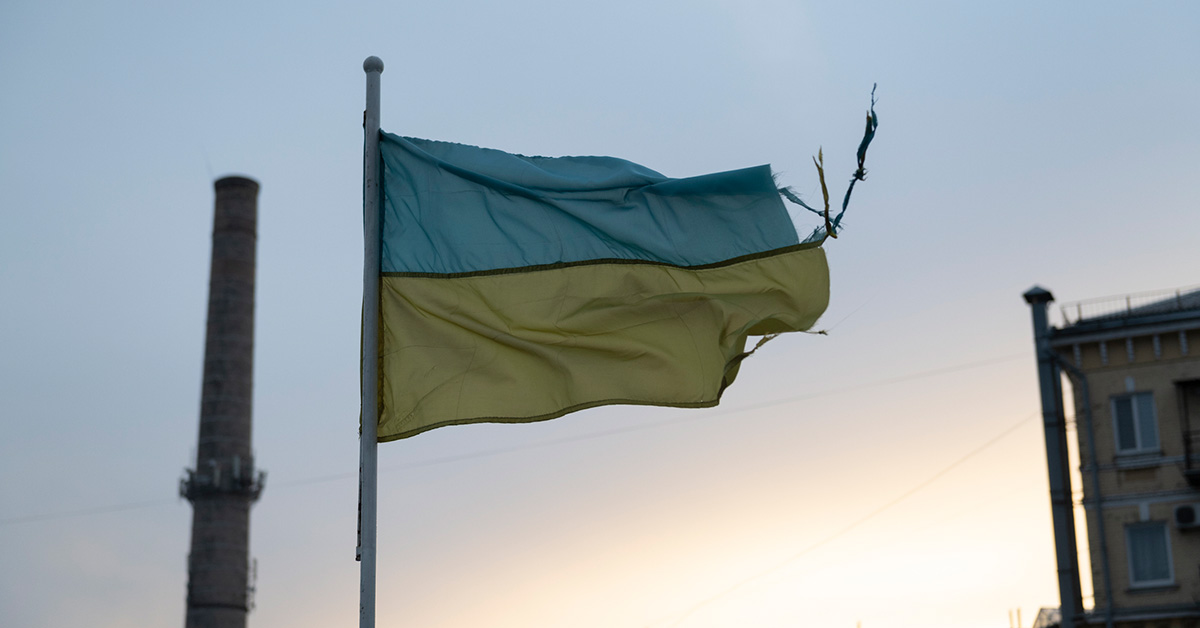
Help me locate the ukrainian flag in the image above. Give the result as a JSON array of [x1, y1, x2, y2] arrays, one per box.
[[375, 133, 831, 441]]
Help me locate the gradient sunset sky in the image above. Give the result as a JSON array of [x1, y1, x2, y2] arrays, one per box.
[[2, 2, 1198, 627]]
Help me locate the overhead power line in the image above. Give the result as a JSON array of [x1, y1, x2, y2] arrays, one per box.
[[659, 411, 1040, 628], [0, 498, 179, 527], [0, 351, 1030, 528]]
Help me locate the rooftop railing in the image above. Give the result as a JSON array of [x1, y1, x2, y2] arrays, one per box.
[[1059, 285, 1200, 326]]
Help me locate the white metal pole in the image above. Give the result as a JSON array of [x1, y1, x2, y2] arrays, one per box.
[[359, 55, 384, 628]]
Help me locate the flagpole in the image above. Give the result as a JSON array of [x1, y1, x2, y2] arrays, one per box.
[[359, 55, 384, 628]]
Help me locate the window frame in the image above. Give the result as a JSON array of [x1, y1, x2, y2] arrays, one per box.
[[1124, 521, 1174, 588], [1111, 391, 1161, 455]]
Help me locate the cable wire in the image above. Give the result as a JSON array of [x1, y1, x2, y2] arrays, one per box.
[[659, 411, 1040, 628], [0, 351, 1031, 528]]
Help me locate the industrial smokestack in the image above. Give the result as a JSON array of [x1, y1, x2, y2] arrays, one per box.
[[181, 176, 265, 628]]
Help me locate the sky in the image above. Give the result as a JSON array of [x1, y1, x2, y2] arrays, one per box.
[[1, 1, 1197, 627]]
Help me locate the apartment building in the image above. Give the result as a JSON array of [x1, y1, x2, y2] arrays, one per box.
[[1026, 285, 1200, 628]]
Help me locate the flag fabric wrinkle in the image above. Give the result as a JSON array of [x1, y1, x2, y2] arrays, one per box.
[[374, 133, 844, 442], [381, 134, 813, 276]]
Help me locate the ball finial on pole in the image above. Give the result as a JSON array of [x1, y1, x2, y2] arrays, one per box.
[[363, 56, 384, 74]]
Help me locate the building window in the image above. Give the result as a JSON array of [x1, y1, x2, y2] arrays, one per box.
[[1112, 392, 1159, 454], [1126, 522, 1173, 587]]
